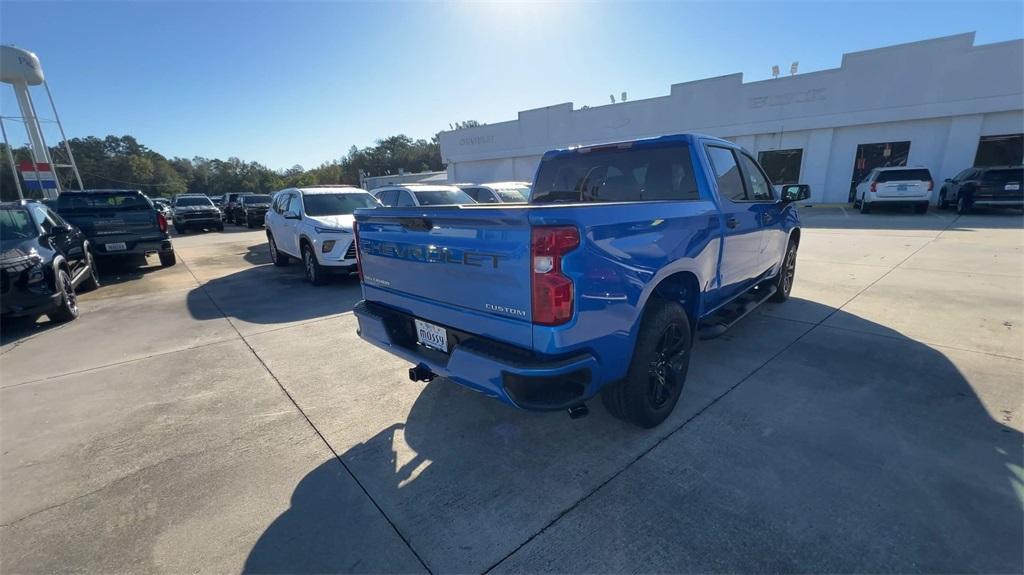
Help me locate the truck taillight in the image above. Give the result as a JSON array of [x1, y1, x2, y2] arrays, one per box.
[[157, 212, 168, 233], [870, 182, 877, 194], [352, 221, 363, 281], [531, 226, 579, 326]]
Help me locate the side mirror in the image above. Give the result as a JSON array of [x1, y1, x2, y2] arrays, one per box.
[[780, 184, 810, 203], [283, 211, 301, 220]]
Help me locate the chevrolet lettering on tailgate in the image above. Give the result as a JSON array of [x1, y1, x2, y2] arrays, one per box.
[[359, 239, 502, 268]]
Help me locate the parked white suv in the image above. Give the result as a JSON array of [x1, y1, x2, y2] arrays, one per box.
[[372, 184, 475, 207], [264, 186, 380, 285], [853, 167, 934, 214], [455, 181, 531, 203]]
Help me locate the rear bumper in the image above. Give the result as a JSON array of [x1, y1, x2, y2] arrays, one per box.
[[354, 300, 598, 410], [868, 195, 930, 203], [972, 198, 1024, 207], [94, 237, 173, 257]]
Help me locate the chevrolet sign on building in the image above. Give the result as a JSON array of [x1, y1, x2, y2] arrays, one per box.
[[439, 33, 1023, 205]]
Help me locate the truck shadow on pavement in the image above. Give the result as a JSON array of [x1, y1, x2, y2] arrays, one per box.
[[243, 301, 1023, 574], [185, 265, 363, 327]]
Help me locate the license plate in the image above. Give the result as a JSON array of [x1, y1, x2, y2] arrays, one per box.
[[1005, 183, 1020, 191], [105, 242, 127, 252], [414, 319, 448, 353], [897, 185, 908, 191]]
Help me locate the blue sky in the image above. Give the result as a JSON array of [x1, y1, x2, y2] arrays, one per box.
[[1, 1, 1021, 170]]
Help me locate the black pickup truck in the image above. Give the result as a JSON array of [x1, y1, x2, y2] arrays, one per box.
[[54, 190, 176, 267]]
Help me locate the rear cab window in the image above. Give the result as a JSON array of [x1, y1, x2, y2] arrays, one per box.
[[532, 142, 699, 203], [982, 168, 1022, 184], [876, 169, 932, 183], [58, 191, 152, 211]]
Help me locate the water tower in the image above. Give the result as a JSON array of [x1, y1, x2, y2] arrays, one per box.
[[1, 45, 83, 199]]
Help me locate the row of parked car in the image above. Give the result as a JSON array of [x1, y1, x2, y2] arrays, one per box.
[[1, 189, 175, 324], [852, 165, 1022, 214]]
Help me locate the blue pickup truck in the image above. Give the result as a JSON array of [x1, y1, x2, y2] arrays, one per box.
[[353, 134, 809, 428]]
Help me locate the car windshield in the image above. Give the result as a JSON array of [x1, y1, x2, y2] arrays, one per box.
[[176, 196, 214, 207], [242, 195, 271, 204], [413, 189, 475, 206], [57, 192, 151, 211], [303, 193, 379, 216], [0, 208, 37, 240], [876, 169, 932, 183], [982, 168, 1022, 183], [495, 187, 529, 202]]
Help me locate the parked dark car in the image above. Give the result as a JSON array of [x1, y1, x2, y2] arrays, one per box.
[[939, 166, 1024, 214], [54, 189, 176, 267], [1, 200, 100, 323], [172, 194, 224, 234], [222, 192, 253, 224], [231, 194, 272, 228]]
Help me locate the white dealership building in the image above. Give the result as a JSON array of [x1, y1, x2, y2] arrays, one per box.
[[439, 33, 1023, 204]]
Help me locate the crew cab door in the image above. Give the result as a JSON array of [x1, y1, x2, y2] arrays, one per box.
[[735, 152, 787, 273], [704, 145, 769, 302]]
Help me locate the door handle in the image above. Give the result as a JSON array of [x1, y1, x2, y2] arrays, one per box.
[[726, 217, 739, 229]]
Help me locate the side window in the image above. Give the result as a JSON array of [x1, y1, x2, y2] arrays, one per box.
[[462, 188, 479, 201], [376, 190, 395, 206], [706, 146, 746, 202], [954, 169, 972, 182], [396, 190, 416, 207], [290, 194, 304, 215], [862, 170, 876, 184], [477, 189, 499, 203], [738, 153, 774, 201]]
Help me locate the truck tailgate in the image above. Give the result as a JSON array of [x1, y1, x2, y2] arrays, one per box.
[[355, 206, 533, 348]]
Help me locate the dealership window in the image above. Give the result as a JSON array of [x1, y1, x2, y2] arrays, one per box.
[[757, 149, 803, 185], [974, 134, 1023, 167]]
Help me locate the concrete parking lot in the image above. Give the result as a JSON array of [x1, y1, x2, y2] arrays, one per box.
[[1, 207, 1021, 573]]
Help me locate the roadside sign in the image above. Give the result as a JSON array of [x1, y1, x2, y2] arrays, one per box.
[[17, 160, 58, 191]]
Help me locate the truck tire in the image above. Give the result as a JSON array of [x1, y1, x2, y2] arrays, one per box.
[[159, 250, 177, 267], [47, 268, 80, 323], [769, 240, 798, 303], [78, 243, 101, 292], [601, 299, 691, 428], [956, 195, 972, 215], [269, 234, 289, 266], [938, 190, 949, 210]]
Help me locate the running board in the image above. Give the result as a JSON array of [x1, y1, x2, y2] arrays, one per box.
[[698, 284, 776, 340]]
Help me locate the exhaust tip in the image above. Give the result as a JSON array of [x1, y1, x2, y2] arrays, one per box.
[[567, 404, 589, 419], [408, 365, 435, 382]]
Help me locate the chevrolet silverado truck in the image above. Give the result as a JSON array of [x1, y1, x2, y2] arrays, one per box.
[[55, 189, 176, 267], [352, 134, 809, 428]]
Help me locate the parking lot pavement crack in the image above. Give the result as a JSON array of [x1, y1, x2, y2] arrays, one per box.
[[486, 213, 971, 573], [0, 337, 240, 390], [1, 452, 190, 528], [178, 254, 434, 575]]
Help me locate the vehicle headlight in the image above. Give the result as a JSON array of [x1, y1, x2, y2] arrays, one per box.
[[322, 240, 336, 253], [25, 252, 46, 285], [314, 226, 349, 234]]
